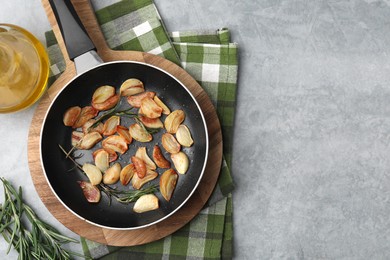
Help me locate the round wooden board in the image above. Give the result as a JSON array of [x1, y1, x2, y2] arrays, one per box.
[[27, 0, 223, 246]]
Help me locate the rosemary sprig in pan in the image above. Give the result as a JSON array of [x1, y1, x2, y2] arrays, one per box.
[[0, 178, 87, 260], [58, 145, 158, 205], [99, 183, 158, 204], [88, 102, 137, 130], [88, 102, 160, 134]]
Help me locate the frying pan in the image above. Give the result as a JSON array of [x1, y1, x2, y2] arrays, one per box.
[[40, 0, 208, 229]]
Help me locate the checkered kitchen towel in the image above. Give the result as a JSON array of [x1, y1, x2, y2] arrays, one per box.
[[45, 0, 238, 258]]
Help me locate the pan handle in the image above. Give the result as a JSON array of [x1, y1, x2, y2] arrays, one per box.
[[49, 0, 95, 60]]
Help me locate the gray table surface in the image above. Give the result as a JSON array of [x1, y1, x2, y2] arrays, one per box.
[[2, 0, 390, 259]]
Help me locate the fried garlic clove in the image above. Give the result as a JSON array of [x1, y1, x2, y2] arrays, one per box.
[[131, 156, 147, 179], [135, 147, 156, 170], [103, 162, 121, 185], [162, 133, 181, 154], [82, 163, 103, 185], [126, 91, 155, 108], [139, 116, 163, 129], [93, 148, 118, 163], [120, 78, 144, 96], [102, 115, 120, 136], [153, 96, 170, 115], [102, 135, 128, 154], [176, 124, 194, 147], [78, 132, 103, 150], [78, 181, 101, 203], [73, 106, 98, 128], [132, 169, 158, 190], [152, 145, 171, 169], [63, 106, 81, 127], [129, 123, 152, 142], [82, 119, 103, 134], [164, 109, 185, 134], [133, 194, 159, 213], [71, 131, 84, 147], [140, 97, 162, 118], [171, 151, 189, 174], [120, 163, 136, 185], [116, 125, 132, 144], [94, 149, 109, 172], [91, 85, 120, 111], [159, 169, 178, 201]]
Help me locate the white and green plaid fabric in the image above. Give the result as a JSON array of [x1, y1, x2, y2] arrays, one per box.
[[45, 0, 238, 258]]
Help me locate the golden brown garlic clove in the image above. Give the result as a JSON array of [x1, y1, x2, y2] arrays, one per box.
[[129, 123, 152, 142], [164, 109, 185, 134], [133, 194, 159, 213], [126, 91, 155, 108], [152, 145, 171, 169], [82, 163, 103, 185], [161, 133, 181, 154], [63, 106, 81, 127], [140, 97, 162, 118], [94, 149, 109, 172], [82, 119, 104, 134], [171, 151, 189, 174], [131, 156, 147, 179], [73, 106, 98, 128], [139, 116, 164, 129], [71, 131, 84, 147], [135, 147, 156, 170], [91, 85, 120, 111], [132, 169, 158, 190], [103, 162, 121, 185], [102, 115, 120, 136], [159, 169, 178, 201], [102, 135, 128, 154], [93, 148, 118, 163], [78, 132, 103, 150], [176, 124, 194, 147], [153, 96, 170, 115], [120, 164, 136, 185], [120, 78, 144, 96], [116, 125, 132, 144]]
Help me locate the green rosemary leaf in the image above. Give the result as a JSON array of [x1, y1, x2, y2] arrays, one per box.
[[0, 178, 84, 259]]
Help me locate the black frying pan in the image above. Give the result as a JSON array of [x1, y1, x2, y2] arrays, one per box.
[[40, 0, 208, 229]]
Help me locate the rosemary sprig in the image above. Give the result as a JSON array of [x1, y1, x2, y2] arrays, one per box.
[[0, 178, 87, 260], [89, 103, 137, 130], [100, 184, 159, 204], [88, 102, 160, 134], [133, 117, 160, 135]]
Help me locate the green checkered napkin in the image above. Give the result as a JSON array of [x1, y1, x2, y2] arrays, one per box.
[[45, 0, 238, 258]]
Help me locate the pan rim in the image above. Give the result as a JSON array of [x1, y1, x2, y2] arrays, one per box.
[[39, 60, 209, 230]]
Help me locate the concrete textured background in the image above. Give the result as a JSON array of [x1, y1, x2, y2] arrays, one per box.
[[154, 0, 390, 258], [1, 0, 390, 259]]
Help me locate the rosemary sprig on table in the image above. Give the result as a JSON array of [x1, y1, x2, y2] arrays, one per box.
[[0, 178, 86, 260], [59, 145, 158, 205]]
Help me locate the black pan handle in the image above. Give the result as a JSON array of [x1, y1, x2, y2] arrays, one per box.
[[49, 0, 95, 60]]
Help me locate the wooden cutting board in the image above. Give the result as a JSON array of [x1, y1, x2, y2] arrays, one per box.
[[27, 0, 223, 246]]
